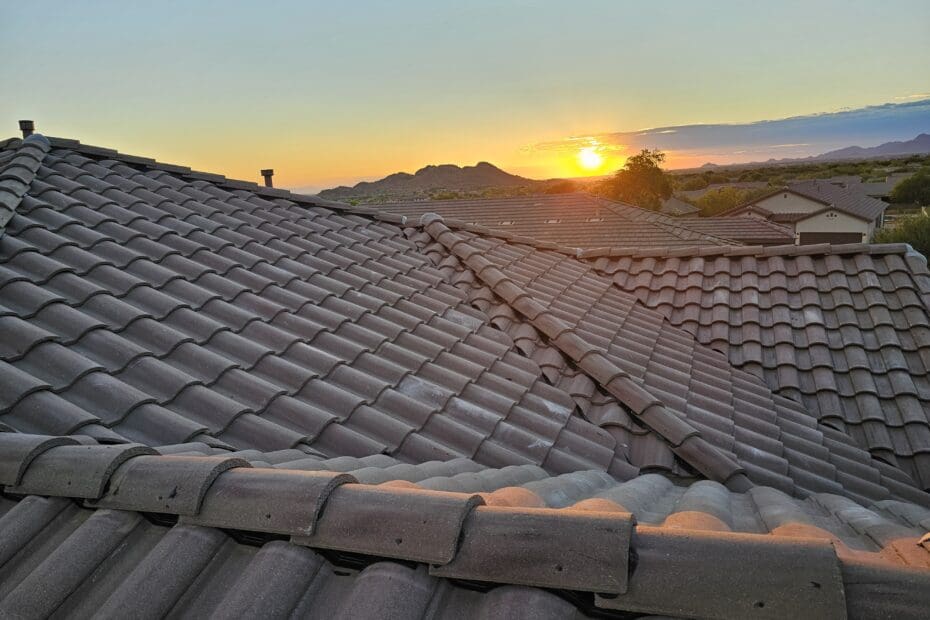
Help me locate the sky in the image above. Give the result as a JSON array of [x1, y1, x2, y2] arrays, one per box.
[[2, 1, 929, 192]]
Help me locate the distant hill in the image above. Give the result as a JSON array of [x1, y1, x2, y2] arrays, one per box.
[[319, 162, 550, 202], [815, 133, 930, 160], [680, 133, 930, 171]]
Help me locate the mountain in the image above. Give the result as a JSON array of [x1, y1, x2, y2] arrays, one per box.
[[678, 133, 930, 171], [814, 133, 930, 160], [319, 162, 547, 202]]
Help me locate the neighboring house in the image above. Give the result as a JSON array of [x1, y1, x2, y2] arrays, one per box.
[[724, 180, 889, 244], [798, 173, 916, 202], [376, 192, 794, 248], [2, 129, 930, 617], [659, 196, 699, 216], [860, 172, 914, 200]]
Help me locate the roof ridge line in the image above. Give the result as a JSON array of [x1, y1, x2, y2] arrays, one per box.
[[11, 433, 901, 618], [0, 433, 635, 597], [0, 134, 51, 238], [419, 213, 753, 491]]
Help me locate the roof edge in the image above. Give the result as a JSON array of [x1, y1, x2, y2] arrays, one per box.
[[9, 433, 930, 618], [0, 434, 635, 597]]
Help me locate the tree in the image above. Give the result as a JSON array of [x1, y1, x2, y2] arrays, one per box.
[[544, 179, 579, 194], [677, 176, 709, 191], [874, 212, 930, 256], [693, 186, 774, 216], [890, 170, 930, 205], [604, 149, 672, 210]]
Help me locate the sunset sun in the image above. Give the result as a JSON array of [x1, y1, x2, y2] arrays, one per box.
[[577, 146, 604, 171]]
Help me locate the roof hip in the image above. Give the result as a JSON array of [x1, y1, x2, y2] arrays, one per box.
[[420, 212, 753, 491], [0, 134, 50, 237]]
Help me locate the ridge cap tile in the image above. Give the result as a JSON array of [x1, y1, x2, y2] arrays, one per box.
[[6, 443, 156, 499], [88, 454, 251, 515], [182, 467, 354, 535], [0, 134, 50, 235], [0, 433, 81, 486], [296, 484, 484, 564], [598, 526, 846, 618], [431, 505, 634, 594]]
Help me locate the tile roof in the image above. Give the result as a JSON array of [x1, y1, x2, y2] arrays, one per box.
[[1, 132, 929, 617], [373, 193, 741, 250], [728, 181, 889, 223], [860, 173, 913, 198], [414, 217, 928, 507], [589, 243, 930, 490], [0, 136, 631, 477], [674, 215, 795, 245], [786, 180, 888, 221], [2, 434, 930, 618], [659, 196, 699, 216]]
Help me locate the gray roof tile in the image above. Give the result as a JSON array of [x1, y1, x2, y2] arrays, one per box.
[[0, 442, 929, 616], [590, 244, 930, 489]]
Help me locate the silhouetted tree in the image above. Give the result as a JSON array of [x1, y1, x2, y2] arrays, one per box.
[[605, 149, 672, 210]]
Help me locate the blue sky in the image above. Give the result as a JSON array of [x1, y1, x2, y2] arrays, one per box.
[[2, 1, 929, 189]]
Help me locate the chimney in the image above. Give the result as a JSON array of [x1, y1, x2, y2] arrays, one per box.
[[18, 120, 34, 138], [261, 169, 274, 188]]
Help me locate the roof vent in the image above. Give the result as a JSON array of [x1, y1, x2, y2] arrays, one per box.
[[18, 120, 34, 138], [260, 169, 274, 188]]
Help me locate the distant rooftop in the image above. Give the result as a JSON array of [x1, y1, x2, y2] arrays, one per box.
[[374, 193, 794, 249]]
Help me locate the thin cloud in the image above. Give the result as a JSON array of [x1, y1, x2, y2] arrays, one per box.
[[527, 98, 930, 164]]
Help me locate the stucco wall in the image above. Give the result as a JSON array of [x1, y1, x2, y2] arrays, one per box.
[[794, 209, 870, 242], [751, 192, 824, 214]]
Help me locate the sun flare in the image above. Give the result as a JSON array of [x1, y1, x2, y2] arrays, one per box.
[[577, 147, 604, 170]]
